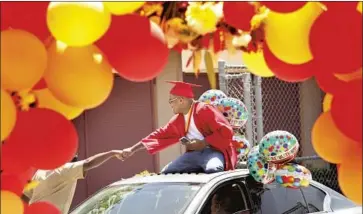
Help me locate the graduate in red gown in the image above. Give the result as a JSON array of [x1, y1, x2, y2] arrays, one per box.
[[120, 81, 237, 173]]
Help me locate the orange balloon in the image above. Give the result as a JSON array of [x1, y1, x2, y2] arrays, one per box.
[[1, 89, 17, 141], [323, 93, 333, 112], [339, 149, 362, 205], [1, 191, 24, 214], [312, 111, 358, 164], [1, 29, 47, 91], [44, 41, 114, 109], [33, 88, 83, 120]]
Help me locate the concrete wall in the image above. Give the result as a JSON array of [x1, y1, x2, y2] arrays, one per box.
[[153, 50, 184, 171]]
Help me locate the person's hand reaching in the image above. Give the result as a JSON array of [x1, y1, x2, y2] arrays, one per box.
[[117, 147, 134, 161]]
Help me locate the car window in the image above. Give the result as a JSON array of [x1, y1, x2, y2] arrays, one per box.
[[200, 181, 251, 214], [246, 176, 327, 214], [71, 182, 202, 214]]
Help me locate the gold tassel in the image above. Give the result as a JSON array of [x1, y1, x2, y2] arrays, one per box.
[[193, 50, 202, 78]]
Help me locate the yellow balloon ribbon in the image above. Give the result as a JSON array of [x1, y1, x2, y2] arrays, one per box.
[[103, 2, 145, 15], [334, 67, 362, 82], [242, 51, 275, 77], [265, 2, 325, 64]]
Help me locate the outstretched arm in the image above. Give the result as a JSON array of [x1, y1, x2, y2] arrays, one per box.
[[83, 150, 124, 172]]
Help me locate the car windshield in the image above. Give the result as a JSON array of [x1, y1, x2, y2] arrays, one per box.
[[71, 182, 203, 214]]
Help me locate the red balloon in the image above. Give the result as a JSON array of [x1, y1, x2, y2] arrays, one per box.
[[6, 108, 78, 169], [1, 140, 31, 174], [261, 2, 306, 13], [97, 15, 169, 82], [263, 43, 315, 82], [0, 2, 50, 41], [323, 2, 358, 12], [223, 2, 256, 31], [25, 202, 60, 214], [331, 79, 362, 142], [315, 72, 349, 95], [309, 9, 362, 75], [32, 78, 47, 90], [1, 174, 26, 196]]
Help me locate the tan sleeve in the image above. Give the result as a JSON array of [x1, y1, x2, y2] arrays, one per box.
[[60, 161, 86, 180]]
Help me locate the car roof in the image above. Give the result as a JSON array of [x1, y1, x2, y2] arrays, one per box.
[[110, 169, 250, 186]]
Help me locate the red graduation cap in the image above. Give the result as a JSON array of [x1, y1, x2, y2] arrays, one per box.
[[166, 81, 202, 98]]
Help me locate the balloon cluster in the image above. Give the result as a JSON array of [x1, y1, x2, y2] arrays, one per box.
[[240, 2, 362, 204], [247, 130, 312, 189], [198, 89, 251, 158]]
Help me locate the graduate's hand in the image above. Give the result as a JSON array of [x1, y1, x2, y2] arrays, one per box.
[[118, 147, 134, 160], [186, 139, 207, 151]]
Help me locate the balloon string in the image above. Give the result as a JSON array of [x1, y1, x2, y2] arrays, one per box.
[[299, 188, 311, 213]]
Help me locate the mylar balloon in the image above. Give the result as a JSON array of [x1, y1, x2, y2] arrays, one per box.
[[103, 2, 145, 15], [259, 130, 299, 164], [97, 15, 169, 82], [25, 201, 60, 214], [274, 163, 312, 188], [1, 89, 17, 141], [6, 108, 78, 169], [44, 41, 114, 109], [232, 134, 251, 158], [216, 97, 249, 129], [1, 191, 24, 214], [47, 2, 111, 47], [33, 89, 83, 120], [1, 2, 50, 41], [198, 89, 227, 106], [247, 145, 276, 184], [312, 112, 358, 164], [1, 29, 47, 91]]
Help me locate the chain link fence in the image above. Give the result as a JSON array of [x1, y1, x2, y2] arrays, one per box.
[[217, 61, 341, 193]]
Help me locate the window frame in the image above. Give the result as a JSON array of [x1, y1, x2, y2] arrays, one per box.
[[197, 178, 252, 214], [244, 177, 332, 214]]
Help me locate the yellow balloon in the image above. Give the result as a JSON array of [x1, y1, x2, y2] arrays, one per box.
[[1, 89, 17, 141], [104, 2, 145, 15], [47, 2, 111, 47], [44, 41, 114, 109], [1, 191, 24, 214], [265, 2, 325, 64], [33, 88, 83, 120], [358, 2, 362, 13], [242, 51, 275, 77], [1, 29, 47, 91], [323, 93, 333, 112]]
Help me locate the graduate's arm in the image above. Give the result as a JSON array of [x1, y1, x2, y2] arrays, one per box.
[[202, 105, 234, 150], [121, 116, 181, 158]]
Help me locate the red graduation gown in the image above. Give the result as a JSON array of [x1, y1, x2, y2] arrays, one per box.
[[140, 102, 237, 170]]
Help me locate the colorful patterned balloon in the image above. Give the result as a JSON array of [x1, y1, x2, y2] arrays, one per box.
[[216, 97, 248, 129], [274, 163, 312, 189], [247, 146, 276, 184], [232, 134, 251, 158], [259, 130, 299, 164], [198, 89, 227, 106]]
